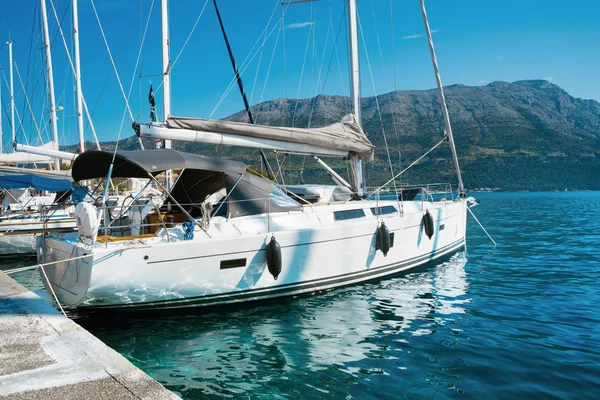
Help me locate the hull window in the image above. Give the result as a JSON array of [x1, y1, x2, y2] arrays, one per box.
[[371, 206, 397, 216], [220, 258, 247, 269], [334, 209, 366, 221]]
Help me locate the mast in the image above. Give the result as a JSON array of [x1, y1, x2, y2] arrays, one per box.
[[40, 0, 61, 170], [161, 0, 172, 188], [419, 0, 464, 195], [73, 0, 84, 153], [8, 41, 15, 149], [347, 0, 364, 196]]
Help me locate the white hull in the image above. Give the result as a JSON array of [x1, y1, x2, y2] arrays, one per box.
[[39, 199, 467, 310], [0, 214, 76, 255]]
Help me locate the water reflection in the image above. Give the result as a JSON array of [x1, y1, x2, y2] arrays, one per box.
[[79, 253, 470, 399]]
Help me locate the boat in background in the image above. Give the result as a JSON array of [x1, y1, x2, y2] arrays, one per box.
[[0, 169, 76, 255]]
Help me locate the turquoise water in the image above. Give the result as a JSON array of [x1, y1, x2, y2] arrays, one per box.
[[8, 192, 600, 399]]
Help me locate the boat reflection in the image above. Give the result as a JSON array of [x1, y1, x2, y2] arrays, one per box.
[[79, 253, 470, 398]]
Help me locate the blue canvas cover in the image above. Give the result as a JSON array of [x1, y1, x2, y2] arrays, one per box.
[[0, 174, 72, 191]]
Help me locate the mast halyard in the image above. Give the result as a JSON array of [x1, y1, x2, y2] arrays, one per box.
[[419, 0, 465, 196], [161, 0, 173, 189], [73, 0, 85, 153], [347, 0, 365, 196], [212, 0, 277, 181], [40, 0, 61, 170]]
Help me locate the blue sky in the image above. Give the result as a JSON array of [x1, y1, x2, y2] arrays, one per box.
[[0, 0, 599, 148]]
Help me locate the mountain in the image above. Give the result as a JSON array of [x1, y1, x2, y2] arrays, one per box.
[[78, 80, 600, 191]]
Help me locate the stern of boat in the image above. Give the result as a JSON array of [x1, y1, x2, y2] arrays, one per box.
[[37, 233, 94, 307]]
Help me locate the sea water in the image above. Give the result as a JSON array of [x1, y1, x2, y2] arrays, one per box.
[[7, 192, 600, 399]]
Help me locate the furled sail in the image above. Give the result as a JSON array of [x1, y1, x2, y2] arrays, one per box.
[[137, 114, 375, 161]]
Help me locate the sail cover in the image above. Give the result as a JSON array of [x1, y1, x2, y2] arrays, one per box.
[[0, 174, 72, 191], [166, 114, 375, 161]]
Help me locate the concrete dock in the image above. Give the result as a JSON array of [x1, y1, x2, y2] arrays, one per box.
[[0, 271, 179, 399]]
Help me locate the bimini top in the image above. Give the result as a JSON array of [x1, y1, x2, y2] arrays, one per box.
[[71, 149, 247, 181], [0, 174, 72, 192]]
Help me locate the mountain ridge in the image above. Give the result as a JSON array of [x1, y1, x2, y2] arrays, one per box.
[[73, 80, 600, 191]]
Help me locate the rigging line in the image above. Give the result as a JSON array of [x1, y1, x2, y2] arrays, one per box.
[[48, 0, 71, 50], [255, 16, 283, 124], [213, 0, 255, 125], [123, 0, 155, 121], [372, 136, 446, 194], [300, 154, 306, 183], [291, 13, 314, 128], [372, 0, 401, 166], [211, 0, 278, 183], [281, 4, 288, 102], [319, 3, 346, 95], [249, 0, 280, 105], [89, 0, 138, 128], [273, 152, 286, 186], [89, 0, 144, 150], [209, 19, 283, 119], [0, 84, 12, 153], [25, 54, 47, 144], [249, 32, 266, 108], [170, 0, 210, 72], [13, 62, 44, 144], [388, 0, 398, 94], [307, 2, 334, 129], [388, 0, 402, 186], [48, 0, 115, 148], [22, 2, 40, 144], [209, 3, 286, 119], [81, 97, 101, 150], [1, 67, 32, 147], [357, 13, 398, 197]]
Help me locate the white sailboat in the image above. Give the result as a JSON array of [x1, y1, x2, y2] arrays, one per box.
[[38, 0, 468, 310]]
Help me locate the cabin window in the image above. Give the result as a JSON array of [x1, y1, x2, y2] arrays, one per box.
[[271, 186, 302, 207], [334, 209, 366, 221], [370, 206, 397, 216], [332, 187, 353, 202]]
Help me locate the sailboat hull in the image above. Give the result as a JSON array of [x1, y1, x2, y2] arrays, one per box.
[[39, 200, 467, 311]]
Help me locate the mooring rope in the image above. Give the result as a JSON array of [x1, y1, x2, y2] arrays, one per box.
[[467, 206, 497, 246], [38, 264, 67, 317], [3, 253, 93, 275]]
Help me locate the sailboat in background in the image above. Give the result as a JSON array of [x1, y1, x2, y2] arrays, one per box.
[[0, 0, 92, 255], [38, 0, 469, 310]]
